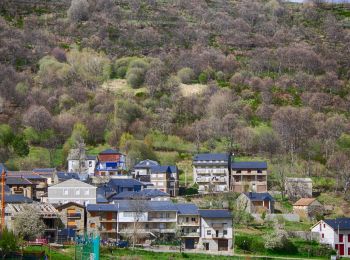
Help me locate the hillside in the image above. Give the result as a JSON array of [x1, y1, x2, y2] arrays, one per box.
[[1, 0, 350, 200]]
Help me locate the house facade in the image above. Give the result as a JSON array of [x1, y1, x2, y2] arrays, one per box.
[[231, 161, 267, 193], [293, 198, 323, 220], [237, 192, 274, 214], [67, 148, 96, 176], [56, 202, 85, 234], [150, 166, 179, 197], [132, 159, 159, 178], [96, 149, 127, 176], [48, 179, 97, 205], [6, 177, 35, 200], [311, 218, 350, 257], [199, 209, 233, 251], [193, 153, 231, 193], [177, 203, 200, 249]]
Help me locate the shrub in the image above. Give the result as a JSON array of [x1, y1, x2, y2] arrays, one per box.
[[198, 72, 208, 84], [177, 67, 195, 84], [216, 71, 225, 81], [235, 235, 253, 251], [67, 0, 90, 22], [116, 66, 128, 78], [126, 68, 146, 88]]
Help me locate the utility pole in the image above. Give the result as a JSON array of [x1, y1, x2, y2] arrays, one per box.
[[1, 168, 5, 231]]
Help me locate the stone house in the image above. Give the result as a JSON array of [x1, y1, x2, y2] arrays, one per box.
[[237, 192, 275, 214], [56, 202, 86, 235], [293, 198, 323, 220]]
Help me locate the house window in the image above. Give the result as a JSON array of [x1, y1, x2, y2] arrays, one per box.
[[90, 223, 96, 228], [89, 161, 92, 167], [323, 224, 326, 228], [339, 234, 344, 243], [84, 189, 90, 195], [63, 189, 68, 195], [223, 230, 228, 235], [191, 217, 196, 222], [123, 212, 133, 218], [237, 170, 241, 174], [257, 170, 262, 173], [207, 230, 211, 235], [75, 189, 80, 195], [348, 234, 350, 242], [322, 233, 324, 238]]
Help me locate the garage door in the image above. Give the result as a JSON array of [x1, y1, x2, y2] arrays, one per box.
[[185, 238, 195, 249], [218, 239, 228, 251]]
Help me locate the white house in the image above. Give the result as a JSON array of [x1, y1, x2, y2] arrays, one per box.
[[193, 153, 231, 193], [311, 218, 350, 257], [67, 148, 96, 176], [199, 209, 233, 251], [48, 178, 97, 205]]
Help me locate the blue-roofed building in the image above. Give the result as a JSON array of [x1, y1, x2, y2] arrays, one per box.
[[32, 168, 56, 185], [237, 192, 274, 214], [96, 149, 126, 177], [231, 161, 268, 193], [193, 153, 231, 194], [149, 165, 179, 197], [7, 171, 48, 201], [311, 218, 350, 257], [199, 209, 233, 251], [176, 203, 200, 249], [107, 178, 145, 195], [133, 159, 159, 176]]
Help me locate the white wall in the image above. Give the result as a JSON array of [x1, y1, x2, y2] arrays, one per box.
[[48, 186, 97, 205]]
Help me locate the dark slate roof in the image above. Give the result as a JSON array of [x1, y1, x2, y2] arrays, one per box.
[[111, 189, 169, 200], [96, 187, 109, 203], [5, 194, 33, 203], [99, 149, 122, 155], [232, 161, 267, 169], [87, 204, 119, 212], [57, 172, 80, 181], [176, 203, 199, 215], [108, 178, 144, 188], [150, 166, 170, 174], [243, 192, 274, 202], [7, 171, 45, 180], [199, 209, 232, 218], [87, 155, 97, 160], [193, 153, 230, 162], [324, 218, 350, 230], [115, 200, 178, 212], [33, 168, 56, 173], [6, 177, 34, 185], [55, 202, 85, 209], [134, 159, 159, 169], [0, 163, 7, 174]]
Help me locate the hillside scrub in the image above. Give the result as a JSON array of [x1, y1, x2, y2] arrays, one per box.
[[1, 0, 350, 199]]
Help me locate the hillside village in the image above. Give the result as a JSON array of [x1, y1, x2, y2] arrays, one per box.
[[2, 0, 350, 258], [0, 147, 349, 258]]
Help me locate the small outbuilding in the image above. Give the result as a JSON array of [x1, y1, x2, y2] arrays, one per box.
[[293, 198, 323, 220], [237, 192, 275, 214]]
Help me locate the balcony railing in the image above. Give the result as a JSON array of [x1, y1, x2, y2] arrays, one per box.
[[178, 221, 199, 226], [196, 169, 227, 174], [181, 232, 200, 237], [212, 177, 227, 183], [196, 177, 211, 183], [67, 213, 81, 219], [148, 217, 177, 222]]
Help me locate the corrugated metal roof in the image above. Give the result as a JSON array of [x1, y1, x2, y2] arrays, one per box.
[[111, 189, 169, 200], [199, 209, 232, 218], [5, 194, 33, 203], [193, 153, 230, 162], [232, 161, 267, 169], [49, 178, 95, 188]]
